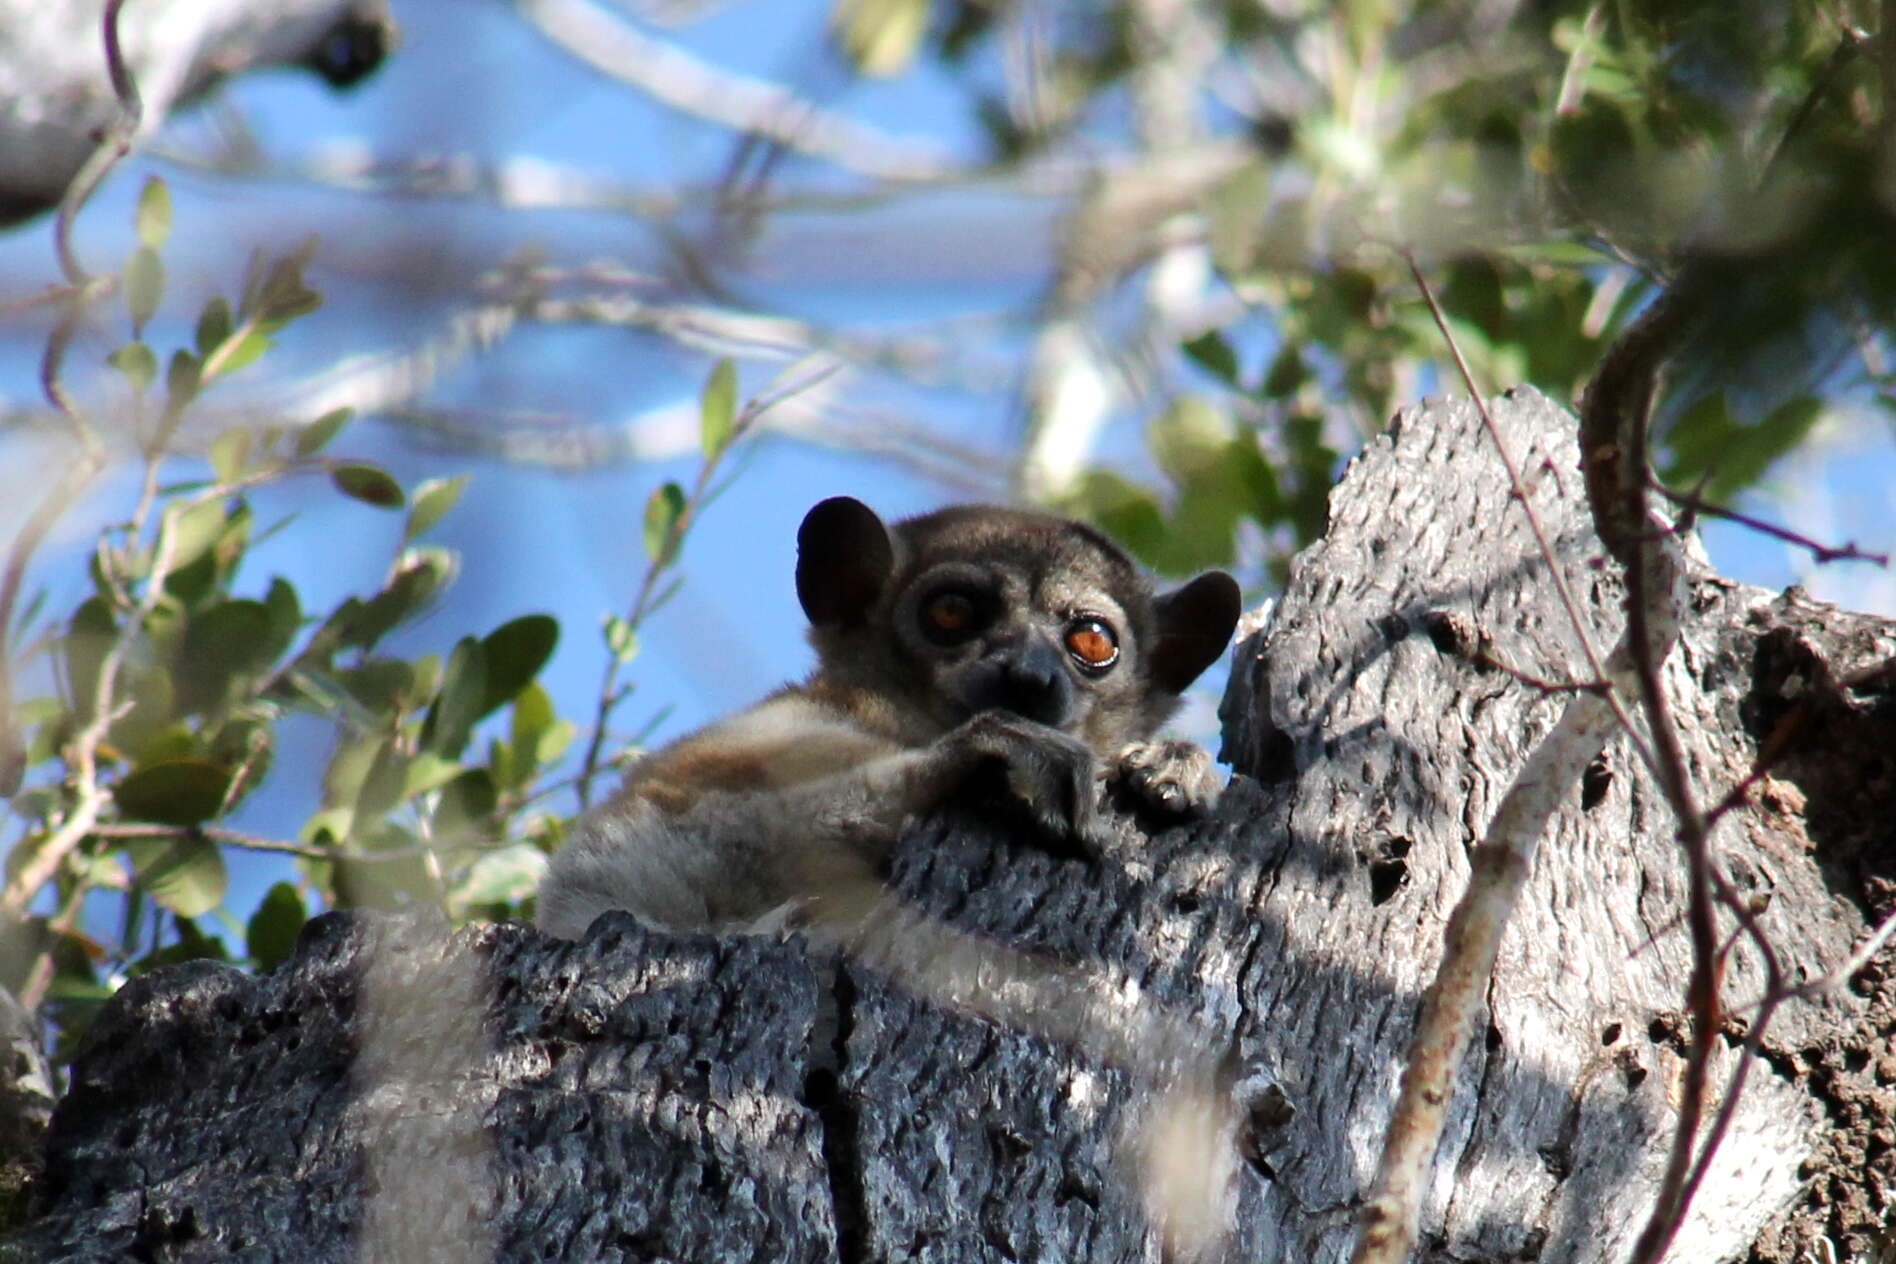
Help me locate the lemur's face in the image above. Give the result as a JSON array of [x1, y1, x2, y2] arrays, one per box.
[[795, 498, 1240, 754]]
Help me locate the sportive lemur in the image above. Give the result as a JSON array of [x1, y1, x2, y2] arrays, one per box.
[[535, 497, 1241, 937]]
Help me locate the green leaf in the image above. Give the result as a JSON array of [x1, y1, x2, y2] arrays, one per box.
[[295, 407, 353, 458], [208, 428, 252, 484], [263, 577, 301, 656], [246, 882, 306, 972], [1182, 332, 1241, 387], [1664, 392, 1825, 503], [406, 475, 469, 540], [642, 481, 686, 564], [332, 659, 416, 716], [452, 843, 547, 910], [135, 177, 172, 249], [251, 237, 323, 332], [176, 599, 277, 714], [163, 498, 229, 574], [331, 463, 405, 509], [603, 614, 639, 663], [208, 330, 271, 379], [833, 0, 929, 76], [114, 759, 234, 827], [354, 739, 408, 821], [165, 348, 201, 411], [125, 832, 227, 919], [342, 548, 457, 651], [431, 767, 498, 843], [422, 637, 486, 759], [1148, 396, 1231, 484], [1260, 345, 1309, 399], [107, 342, 157, 395], [403, 752, 466, 798], [700, 358, 738, 458], [64, 597, 117, 711], [195, 297, 233, 357], [478, 614, 558, 716], [126, 247, 164, 336]]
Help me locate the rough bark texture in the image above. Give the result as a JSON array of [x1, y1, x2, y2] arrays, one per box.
[[0, 0, 395, 225], [7, 388, 1893, 1262]]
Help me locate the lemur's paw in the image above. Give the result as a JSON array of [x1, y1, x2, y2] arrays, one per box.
[[1108, 740, 1222, 817]]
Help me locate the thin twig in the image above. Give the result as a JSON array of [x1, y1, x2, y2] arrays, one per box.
[[574, 359, 832, 808], [1650, 480, 1889, 568]]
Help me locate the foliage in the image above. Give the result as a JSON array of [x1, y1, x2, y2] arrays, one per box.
[[819, 0, 1892, 580], [0, 181, 752, 1055]]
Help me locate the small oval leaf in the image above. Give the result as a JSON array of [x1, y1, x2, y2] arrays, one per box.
[[208, 428, 252, 484], [208, 330, 271, 379], [642, 481, 686, 564], [114, 759, 234, 827], [135, 176, 172, 249], [406, 475, 469, 540], [422, 637, 486, 759], [700, 358, 738, 458], [602, 614, 639, 663], [331, 463, 405, 509], [479, 614, 558, 716], [107, 342, 157, 395], [195, 297, 233, 357], [166, 349, 201, 410], [296, 407, 353, 458], [245, 881, 306, 972], [126, 832, 227, 919], [126, 247, 164, 335]]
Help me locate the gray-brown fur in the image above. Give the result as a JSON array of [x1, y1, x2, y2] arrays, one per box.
[[535, 498, 1241, 937]]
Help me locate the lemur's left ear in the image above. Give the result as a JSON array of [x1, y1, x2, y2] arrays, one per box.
[[797, 497, 896, 628], [1147, 572, 1241, 694]]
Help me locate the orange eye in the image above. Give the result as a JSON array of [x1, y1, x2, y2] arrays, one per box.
[[922, 591, 980, 641], [1065, 618, 1119, 670]]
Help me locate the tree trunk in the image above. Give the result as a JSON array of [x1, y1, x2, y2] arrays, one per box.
[[7, 388, 1892, 1263]]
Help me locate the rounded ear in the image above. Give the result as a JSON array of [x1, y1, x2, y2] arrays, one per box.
[[1147, 571, 1242, 694], [797, 497, 896, 627]]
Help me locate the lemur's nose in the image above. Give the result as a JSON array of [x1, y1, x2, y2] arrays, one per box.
[[998, 637, 1072, 727]]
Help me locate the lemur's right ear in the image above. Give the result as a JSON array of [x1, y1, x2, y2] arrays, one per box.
[[797, 497, 896, 627]]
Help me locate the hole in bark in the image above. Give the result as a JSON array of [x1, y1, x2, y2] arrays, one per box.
[[1537, 1142, 1571, 1179], [1055, 1175, 1100, 1211], [1485, 1023, 1503, 1052], [1581, 755, 1612, 810], [1620, 1056, 1648, 1090], [1601, 1022, 1622, 1045], [1368, 857, 1408, 905], [1252, 728, 1296, 784], [1170, 891, 1202, 915], [987, 1123, 1031, 1166]]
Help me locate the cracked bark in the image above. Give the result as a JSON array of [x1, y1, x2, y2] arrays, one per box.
[[6, 389, 1892, 1262]]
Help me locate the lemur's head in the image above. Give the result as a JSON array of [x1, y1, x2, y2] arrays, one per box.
[[795, 497, 1239, 752]]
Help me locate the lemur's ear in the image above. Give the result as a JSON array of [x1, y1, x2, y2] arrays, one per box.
[[1147, 572, 1241, 694], [797, 497, 896, 628]]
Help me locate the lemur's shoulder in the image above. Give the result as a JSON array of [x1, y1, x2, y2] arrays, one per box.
[[610, 687, 904, 817]]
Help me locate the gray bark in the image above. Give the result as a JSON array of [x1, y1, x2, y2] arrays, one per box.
[[0, 0, 395, 225], [6, 388, 1892, 1262]]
